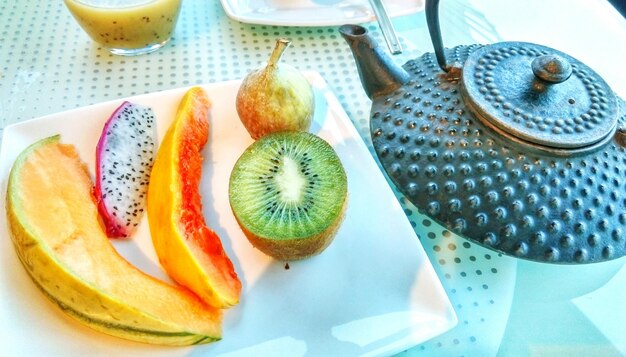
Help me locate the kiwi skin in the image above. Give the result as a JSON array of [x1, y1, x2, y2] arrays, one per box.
[[233, 195, 347, 261]]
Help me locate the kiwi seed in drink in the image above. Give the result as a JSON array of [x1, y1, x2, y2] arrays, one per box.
[[229, 131, 348, 261]]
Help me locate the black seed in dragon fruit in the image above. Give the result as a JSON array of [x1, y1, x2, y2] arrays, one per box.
[[94, 101, 156, 238]]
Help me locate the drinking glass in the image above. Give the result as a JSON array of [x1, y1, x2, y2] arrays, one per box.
[[64, 0, 183, 56]]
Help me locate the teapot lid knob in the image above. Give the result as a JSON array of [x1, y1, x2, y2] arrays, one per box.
[[531, 54, 573, 84]]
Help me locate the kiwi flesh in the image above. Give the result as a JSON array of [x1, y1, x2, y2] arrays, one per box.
[[229, 131, 348, 261]]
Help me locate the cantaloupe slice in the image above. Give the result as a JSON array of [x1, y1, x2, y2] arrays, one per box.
[[6, 135, 222, 345], [147, 87, 241, 309]]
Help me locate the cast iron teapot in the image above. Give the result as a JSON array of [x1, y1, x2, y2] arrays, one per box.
[[340, 0, 626, 264]]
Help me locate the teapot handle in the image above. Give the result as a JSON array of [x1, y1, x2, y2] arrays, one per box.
[[426, 0, 450, 72]]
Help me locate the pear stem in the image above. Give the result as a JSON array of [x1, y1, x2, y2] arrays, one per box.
[[268, 38, 291, 67]]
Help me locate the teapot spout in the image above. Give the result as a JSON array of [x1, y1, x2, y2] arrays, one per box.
[[339, 24, 410, 99]]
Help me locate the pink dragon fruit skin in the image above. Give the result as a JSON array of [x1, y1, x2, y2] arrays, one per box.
[[94, 101, 156, 238]]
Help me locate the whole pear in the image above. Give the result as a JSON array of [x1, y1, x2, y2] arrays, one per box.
[[236, 39, 314, 139]]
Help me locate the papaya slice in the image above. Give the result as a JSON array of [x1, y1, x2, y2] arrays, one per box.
[[6, 135, 222, 345], [147, 87, 242, 309]]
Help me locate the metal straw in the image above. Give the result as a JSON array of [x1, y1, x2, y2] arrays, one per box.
[[368, 0, 402, 54]]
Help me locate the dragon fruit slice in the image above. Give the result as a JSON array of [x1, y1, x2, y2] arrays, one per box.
[[94, 101, 157, 238]]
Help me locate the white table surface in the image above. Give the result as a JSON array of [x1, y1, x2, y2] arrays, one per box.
[[1, 0, 625, 355]]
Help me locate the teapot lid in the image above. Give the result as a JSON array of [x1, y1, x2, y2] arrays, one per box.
[[462, 42, 619, 151]]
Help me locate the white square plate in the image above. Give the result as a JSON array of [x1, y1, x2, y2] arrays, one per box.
[[219, 0, 424, 26], [0, 71, 456, 356]]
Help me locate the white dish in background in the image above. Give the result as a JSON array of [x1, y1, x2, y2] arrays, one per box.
[[219, 0, 424, 26], [0, 71, 456, 356]]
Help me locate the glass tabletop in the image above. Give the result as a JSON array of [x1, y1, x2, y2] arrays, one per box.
[[1, 0, 625, 355]]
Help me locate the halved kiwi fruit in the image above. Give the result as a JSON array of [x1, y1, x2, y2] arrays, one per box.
[[229, 131, 348, 261]]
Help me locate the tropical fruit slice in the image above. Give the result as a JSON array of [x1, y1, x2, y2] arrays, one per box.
[[147, 87, 241, 309], [229, 131, 348, 261], [6, 135, 222, 345], [94, 101, 156, 238]]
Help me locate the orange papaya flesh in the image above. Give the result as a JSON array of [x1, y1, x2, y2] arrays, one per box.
[[148, 87, 241, 309]]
